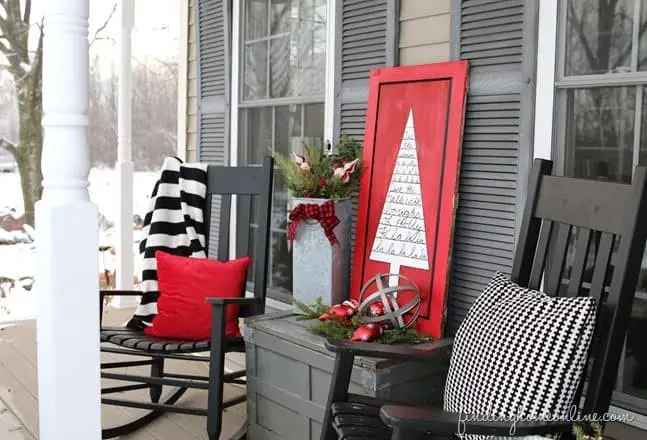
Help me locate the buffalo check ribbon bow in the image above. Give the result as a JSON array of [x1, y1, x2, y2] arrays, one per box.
[[287, 200, 340, 246]]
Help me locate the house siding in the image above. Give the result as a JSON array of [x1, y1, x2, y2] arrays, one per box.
[[399, 0, 451, 65]]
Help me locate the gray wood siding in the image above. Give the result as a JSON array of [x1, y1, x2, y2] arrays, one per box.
[[399, 0, 450, 65], [334, 0, 398, 142], [447, 0, 539, 333]]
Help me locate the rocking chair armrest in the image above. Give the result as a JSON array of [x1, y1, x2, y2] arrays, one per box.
[[206, 297, 262, 306], [379, 405, 573, 437], [207, 297, 264, 319], [100, 290, 145, 297], [324, 338, 453, 362]]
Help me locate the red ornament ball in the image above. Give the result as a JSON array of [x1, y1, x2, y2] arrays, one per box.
[[367, 297, 398, 317], [350, 323, 384, 342], [330, 304, 354, 320], [329, 300, 359, 320], [318, 300, 359, 323]]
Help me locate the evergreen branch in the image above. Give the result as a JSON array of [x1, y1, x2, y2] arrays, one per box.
[[296, 298, 432, 345], [293, 296, 329, 320], [274, 134, 362, 199], [307, 316, 431, 344]]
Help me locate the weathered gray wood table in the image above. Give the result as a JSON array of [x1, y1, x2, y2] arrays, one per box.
[[243, 311, 450, 440]]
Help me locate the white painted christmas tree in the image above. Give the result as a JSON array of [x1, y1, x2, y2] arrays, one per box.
[[369, 109, 428, 286]]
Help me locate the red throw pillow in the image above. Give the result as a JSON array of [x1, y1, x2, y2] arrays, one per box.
[[144, 251, 251, 340]]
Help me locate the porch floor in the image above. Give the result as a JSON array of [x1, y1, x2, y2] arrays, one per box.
[[0, 306, 247, 439]]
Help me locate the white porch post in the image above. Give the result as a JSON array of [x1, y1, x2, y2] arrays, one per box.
[[115, 0, 136, 306], [38, 0, 101, 439]]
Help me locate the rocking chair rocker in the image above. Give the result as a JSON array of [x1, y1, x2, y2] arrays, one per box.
[[320, 158, 647, 439], [99, 156, 274, 440]]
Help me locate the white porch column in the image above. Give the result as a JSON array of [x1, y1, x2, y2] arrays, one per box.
[[38, 0, 101, 439], [114, 0, 136, 306]]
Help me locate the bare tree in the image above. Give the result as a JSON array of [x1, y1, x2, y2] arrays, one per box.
[[130, 58, 178, 169], [87, 57, 178, 171], [0, 1, 119, 226], [0, 0, 43, 226]]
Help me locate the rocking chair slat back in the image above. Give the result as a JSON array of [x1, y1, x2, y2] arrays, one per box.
[[528, 219, 552, 290], [236, 195, 253, 259], [566, 227, 593, 297], [511, 159, 647, 416], [544, 222, 572, 295], [216, 194, 232, 261], [588, 233, 615, 303], [204, 156, 274, 317]]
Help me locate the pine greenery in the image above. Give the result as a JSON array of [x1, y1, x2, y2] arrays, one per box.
[[573, 422, 604, 440], [274, 134, 363, 200], [294, 297, 431, 344]]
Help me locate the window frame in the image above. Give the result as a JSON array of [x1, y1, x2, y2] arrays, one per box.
[[231, 0, 334, 304], [554, 0, 647, 176], [553, 0, 647, 418], [238, 0, 327, 107]]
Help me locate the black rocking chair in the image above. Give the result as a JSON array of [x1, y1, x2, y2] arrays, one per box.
[[99, 157, 274, 440], [320, 158, 647, 439]]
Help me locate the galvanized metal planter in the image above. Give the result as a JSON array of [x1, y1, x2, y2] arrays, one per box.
[[289, 197, 353, 307]]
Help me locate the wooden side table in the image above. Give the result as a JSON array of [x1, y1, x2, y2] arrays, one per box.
[[243, 311, 450, 440]]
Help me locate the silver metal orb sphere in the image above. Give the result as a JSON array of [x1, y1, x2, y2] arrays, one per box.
[[357, 273, 421, 329]]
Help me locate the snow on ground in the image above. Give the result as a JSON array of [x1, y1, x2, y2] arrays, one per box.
[[0, 168, 159, 323]]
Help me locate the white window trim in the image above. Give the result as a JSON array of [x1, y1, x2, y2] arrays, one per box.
[[532, 0, 558, 161], [229, 0, 337, 299], [229, 0, 242, 260], [323, 0, 337, 142], [176, 0, 190, 162], [230, 0, 241, 170]]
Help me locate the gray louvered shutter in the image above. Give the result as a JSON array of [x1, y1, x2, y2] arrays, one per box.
[[447, 0, 539, 333], [196, 0, 231, 256], [335, 0, 398, 269], [334, 0, 398, 142]]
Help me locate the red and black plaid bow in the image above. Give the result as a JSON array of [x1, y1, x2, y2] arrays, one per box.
[[287, 200, 340, 246]]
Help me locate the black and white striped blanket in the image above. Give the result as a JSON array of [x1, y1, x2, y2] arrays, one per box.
[[126, 156, 209, 330]]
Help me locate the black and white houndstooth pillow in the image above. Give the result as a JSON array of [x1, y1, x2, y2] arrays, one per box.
[[444, 272, 598, 440]]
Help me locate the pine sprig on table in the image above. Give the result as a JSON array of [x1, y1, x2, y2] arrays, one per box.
[[295, 297, 431, 344], [309, 317, 358, 339], [293, 297, 329, 321], [377, 328, 431, 344]]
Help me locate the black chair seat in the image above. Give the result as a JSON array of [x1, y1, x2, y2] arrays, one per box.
[[331, 402, 456, 440], [101, 327, 245, 354]]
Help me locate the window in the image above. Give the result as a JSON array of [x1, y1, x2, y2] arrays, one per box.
[[238, 0, 327, 301], [556, 0, 647, 414]]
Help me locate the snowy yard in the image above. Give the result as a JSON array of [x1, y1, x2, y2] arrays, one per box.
[[0, 168, 158, 323]]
